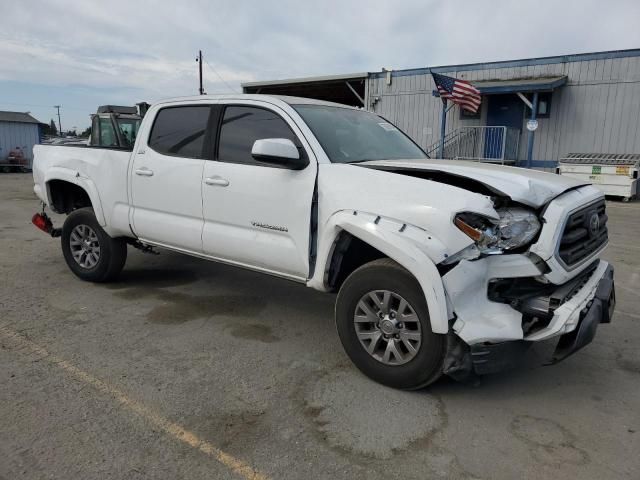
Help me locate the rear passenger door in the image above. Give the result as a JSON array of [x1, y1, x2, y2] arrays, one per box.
[[130, 104, 212, 252], [201, 102, 317, 280]]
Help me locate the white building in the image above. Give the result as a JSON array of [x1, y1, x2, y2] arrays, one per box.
[[243, 48, 640, 170]]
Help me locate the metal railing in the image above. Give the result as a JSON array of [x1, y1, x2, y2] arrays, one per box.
[[424, 128, 475, 159], [426, 126, 521, 164]]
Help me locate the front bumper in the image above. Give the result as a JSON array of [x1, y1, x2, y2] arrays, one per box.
[[550, 263, 614, 363], [444, 264, 615, 378], [444, 255, 613, 344]]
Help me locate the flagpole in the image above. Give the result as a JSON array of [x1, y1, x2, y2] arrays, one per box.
[[439, 98, 447, 159], [432, 72, 481, 160]]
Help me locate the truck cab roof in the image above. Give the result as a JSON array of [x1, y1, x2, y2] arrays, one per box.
[[153, 94, 358, 110]]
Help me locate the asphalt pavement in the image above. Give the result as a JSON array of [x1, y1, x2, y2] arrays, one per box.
[[1, 173, 638, 479]]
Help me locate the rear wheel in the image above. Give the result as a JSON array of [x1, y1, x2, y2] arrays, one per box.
[[61, 208, 127, 282], [335, 258, 446, 390]]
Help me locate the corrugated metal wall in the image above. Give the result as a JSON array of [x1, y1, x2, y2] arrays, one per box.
[[0, 122, 40, 167], [366, 54, 640, 161]]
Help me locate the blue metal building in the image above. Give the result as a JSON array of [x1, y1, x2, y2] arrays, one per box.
[[243, 48, 640, 170], [0, 111, 42, 169]]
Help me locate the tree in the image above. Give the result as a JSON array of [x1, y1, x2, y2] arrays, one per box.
[[80, 127, 91, 138], [42, 119, 58, 136]]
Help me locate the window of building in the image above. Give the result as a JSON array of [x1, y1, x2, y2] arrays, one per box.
[[525, 92, 552, 118], [217, 106, 299, 165], [459, 104, 481, 120], [148, 106, 210, 158]]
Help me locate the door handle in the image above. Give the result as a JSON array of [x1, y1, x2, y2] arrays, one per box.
[[204, 176, 229, 187], [135, 168, 154, 177]]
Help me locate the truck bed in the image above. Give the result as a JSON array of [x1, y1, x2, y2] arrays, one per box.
[[32, 143, 133, 235]]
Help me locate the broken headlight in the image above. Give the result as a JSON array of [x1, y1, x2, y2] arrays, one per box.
[[454, 208, 541, 254]]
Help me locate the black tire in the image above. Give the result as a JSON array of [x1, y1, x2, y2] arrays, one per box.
[[61, 207, 127, 282], [335, 258, 446, 390]]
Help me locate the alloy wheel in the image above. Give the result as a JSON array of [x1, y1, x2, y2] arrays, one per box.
[[353, 290, 422, 365]]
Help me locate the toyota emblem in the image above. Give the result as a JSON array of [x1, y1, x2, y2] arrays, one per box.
[[588, 212, 600, 236]]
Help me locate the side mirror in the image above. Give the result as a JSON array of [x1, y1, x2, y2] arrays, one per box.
[[251, 138, 308, 170]]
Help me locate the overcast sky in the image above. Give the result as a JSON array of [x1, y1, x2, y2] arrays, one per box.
[[1, 0, 639, 131]]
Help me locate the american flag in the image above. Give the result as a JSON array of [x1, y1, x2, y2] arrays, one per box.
[[432, 72, 481, 113]]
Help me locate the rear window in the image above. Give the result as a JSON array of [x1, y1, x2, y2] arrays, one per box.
[[117, 118, 141, 148], [148, 106, 210, 158]]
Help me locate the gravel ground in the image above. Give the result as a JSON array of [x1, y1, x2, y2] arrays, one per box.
[[1, 172, 639, 479]]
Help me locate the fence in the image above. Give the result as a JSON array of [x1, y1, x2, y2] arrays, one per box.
[[426, 126, 521, 164]]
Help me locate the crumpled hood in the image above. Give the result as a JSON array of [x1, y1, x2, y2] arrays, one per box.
[[358, 159, 589, 207]]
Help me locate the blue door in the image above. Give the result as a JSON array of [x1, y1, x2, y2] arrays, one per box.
[[484, 94, 523, 159]]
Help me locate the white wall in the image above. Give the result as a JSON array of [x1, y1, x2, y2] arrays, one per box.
[[366, 54, 640, 162]]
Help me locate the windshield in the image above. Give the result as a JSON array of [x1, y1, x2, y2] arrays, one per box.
[[116, 117, 141, 147], [293, 105, 427, 163]]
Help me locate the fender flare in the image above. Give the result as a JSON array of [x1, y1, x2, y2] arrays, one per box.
[[311, 210, 451, 334], [44, 167, 107, 226]]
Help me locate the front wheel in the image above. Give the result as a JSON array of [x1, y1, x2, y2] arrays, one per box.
[[335, 258, 446, 390], [61, 208, 127, 282]]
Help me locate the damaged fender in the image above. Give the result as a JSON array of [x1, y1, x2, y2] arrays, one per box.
[[309, 209, 451, 334], [43, 166, 107, 226]]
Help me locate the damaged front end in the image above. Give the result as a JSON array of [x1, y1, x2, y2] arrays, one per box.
[[439, 187, 615, 382], [444, 261, 615, 382]]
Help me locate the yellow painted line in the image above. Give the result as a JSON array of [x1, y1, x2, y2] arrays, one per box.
[[0, 325, 269, 480]]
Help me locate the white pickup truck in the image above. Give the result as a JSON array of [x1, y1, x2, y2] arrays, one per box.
[[31, 94, 615, 389]]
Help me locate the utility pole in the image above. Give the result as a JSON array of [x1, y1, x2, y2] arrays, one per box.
[[196, 50, 204, 95], [54, 105, 62, 135]]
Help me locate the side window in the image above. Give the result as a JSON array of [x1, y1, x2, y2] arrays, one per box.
[[148, 106, 210, 158], [218, 106, 298, 165], [99, 117, 117, 146]]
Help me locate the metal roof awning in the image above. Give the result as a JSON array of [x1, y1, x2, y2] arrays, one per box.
[[472, 76, 567, 94], [242, 72, 368, 107], [241, 72, 367, 89]]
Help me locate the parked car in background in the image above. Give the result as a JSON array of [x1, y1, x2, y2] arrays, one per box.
[[1, 147, 29, 173]]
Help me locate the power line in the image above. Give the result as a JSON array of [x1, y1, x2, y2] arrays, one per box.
[[203, 59, 239, 93], [0, 101, 88, 111]]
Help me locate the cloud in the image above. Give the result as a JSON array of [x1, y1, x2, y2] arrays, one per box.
[[1, 0, 639, 129]]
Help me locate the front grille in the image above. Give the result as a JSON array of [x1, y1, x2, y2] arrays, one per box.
[[558, 199, 608, 267]]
